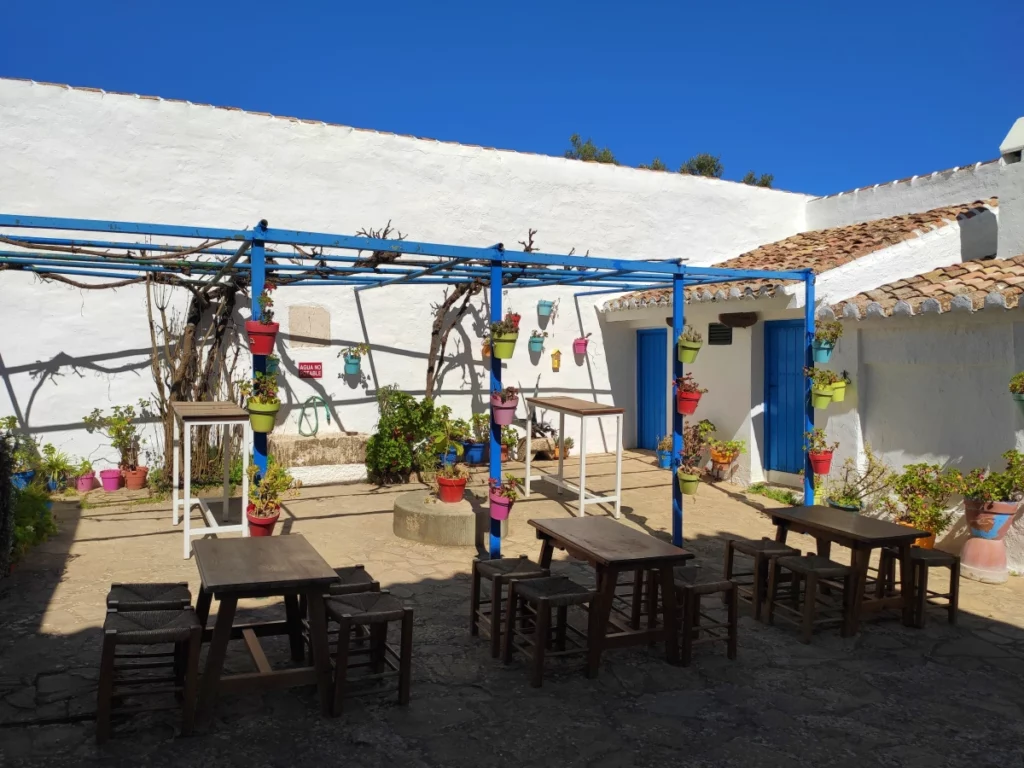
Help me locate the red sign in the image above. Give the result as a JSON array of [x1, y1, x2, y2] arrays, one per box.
[[297, 362, 322, 379]]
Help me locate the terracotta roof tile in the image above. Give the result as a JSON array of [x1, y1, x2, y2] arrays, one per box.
[[603, 198, 997, 312]]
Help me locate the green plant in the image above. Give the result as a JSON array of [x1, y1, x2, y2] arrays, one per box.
[[680, 419, 716, 474], [500, 426, 519, 448], [2, 417, 39, 473], [824, 445, 892, 510], [493, 386, 518, 404], [11, 484, 58, 562], [710, 439, 746, 462], [530, 330, 547, 339], [341, 343, 371, 359], [365, 385, 438, 484], [246, 459, 298, 518], [427, 407, 466, 462], [436, 461, 470, 482], [83, 402, 149, 469], [491, 316, 518, 336], [804, 428, 839, 454], [804, 367, 841, 388], [680, 153, 723, 178], [747, 483, 799, 506], [678, 325, 702, 344], [563, 436, 575, 450], [656, 435, 673, 452], [490, 473, 519, 502], [40, 444, 72, 488], [471, 413, 489, 443], [883, 463, 961, 535], [451, 418, 471, 442], [814, 321, 843, 345], [564, 134, 616, 164], [675, 373, 707, 394], [256, 283, 276, 324], [73, 458, 93, 477], [961, 450, 1024, 502], [239, 372, 280, 406], [1010, 373, 1024, 395]]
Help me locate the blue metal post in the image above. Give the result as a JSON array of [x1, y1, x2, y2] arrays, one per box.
[[251, 222, 268, 479], [671, 271, 684, 546], [488, 261, 503, 559], [803, 272, 816, 505]]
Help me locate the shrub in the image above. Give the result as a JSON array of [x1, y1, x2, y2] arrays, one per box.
[[882, 463, 961, 535], [11, 484, 58, 563], [804, 428, 839, 454], [814, 321, 843, 345], [365, 386, 437, 484], [678, 325, 703, 344], [675, 373, 707, 394], [1010, 372, 1024, 394]]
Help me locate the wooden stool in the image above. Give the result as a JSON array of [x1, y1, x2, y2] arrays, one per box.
[[766, 555, 853, 643], [724, 539, 800, 621], [106, 582, 192, 612], [301, 565, 380, 656], [325, 590, 413, 715], [673, 566, 738, 666], [470, 556, 549, 658], [96, 608, 202, 743], [878, 548, 960, 628], [503, 576, 595, 688]]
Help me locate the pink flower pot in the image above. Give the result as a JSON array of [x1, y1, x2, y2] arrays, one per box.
[[573, 338, 589, 355], [489, 489, 514, 520], [76, 472, 96, 493], [490, 393, 519, 425], [961, 499, 1019, 583], [100, 469, 122, 492]]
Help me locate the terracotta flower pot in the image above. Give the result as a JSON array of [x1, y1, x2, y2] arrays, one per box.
[[500, 445, 510, 462], [676, 390, 702, 415], [123, 466, 149, 491], [896, 520, 935, 549], [808, 451, 833, 475], [436, 476, 467, 504], [961, 499, 1020, 583], [247, 505, 280, 537], [245, 320, 279, 355]]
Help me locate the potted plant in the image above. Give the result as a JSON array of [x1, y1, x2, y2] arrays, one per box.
[[551, 435, 574, 460], [239, 372, 281, 434], [677, 419, 716, 495], [883, 463, 960, 548], [74, 458, 95, 493], [40, 444, 72, 492], [507, 311, 522, 330], [573, 333, 592, 355], [462, 413, 489, 465], [490, 315, 519, 359], [675, 373, 707, 415], [434, 460, 470, 504], [2, 417, 39, 490], [812, 320, 843, 363], [265, 353, 281, 375], [83, 402, 148, 490], [709, 439, 745, 472], [528, 330, 547, 354], [538, 299, 555, 318], [656, 434, 673, 470], [341, 343, 371, 375], [500, 426, 518, 462], [805, 428, 839, 475], [245, 459, 299, 536], [822, 447, 892, 513], [831, 370, 851, 403], [551, 349, 561, 372], [245, 284, 279, 355], [1010, 372, 1024, 417], [429, 408, 466, 467], [804, 367, 841, 409], [491, 386, 519, 425], [489, 473, 519, 520], [959, 451, 1024, 583], [481, 337, 492, 358], [677, 325, 703, 364]]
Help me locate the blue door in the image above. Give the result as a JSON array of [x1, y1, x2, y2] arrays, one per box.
[[636, 328, 667, 449], [764, 320, 805, 473]]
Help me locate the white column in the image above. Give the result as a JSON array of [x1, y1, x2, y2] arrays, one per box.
[[524, 407, 533, 497], [614, 414, 623, 519], [221, 423, 230, 522], [172, 413, 180, 526], [557, 412, 565, 494], [242, 421, 251, 536], [182, 421, 192, 559], [578, 417, 587, 516]]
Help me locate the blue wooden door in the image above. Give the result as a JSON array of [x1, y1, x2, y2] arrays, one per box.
[[764, 320, 805, 473], [636, 328, 667, 449]]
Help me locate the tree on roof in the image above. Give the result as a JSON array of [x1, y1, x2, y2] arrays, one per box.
[[742, 171, 774, 188], [564, 134, 617, 164], [679, 153, 724, 178], [639, 157, 668, 171]]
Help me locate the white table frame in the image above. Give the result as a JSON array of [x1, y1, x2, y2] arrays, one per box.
[[523, 398, 623, 518], [171, 405, 251, 559]]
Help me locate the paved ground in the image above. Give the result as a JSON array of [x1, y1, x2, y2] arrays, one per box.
[[2, 450, 1024, 767]]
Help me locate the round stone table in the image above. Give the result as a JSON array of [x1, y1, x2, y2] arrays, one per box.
[[393, 490, 508, 547]]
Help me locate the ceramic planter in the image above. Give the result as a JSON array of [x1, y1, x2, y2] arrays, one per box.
[[710, 449, 739, 467], [528, 337, 544, 353], [538, 300, 554, 318], [811, 386, 833, 409], [811, 339, 834, 363], [491, 393, 519, 425], [827, 498, 862, 514], [75, 471, 96, 493], [100, 469, 122, 492], [896, 520, 935, 549], [831, 380, 847, 403], [124, 467, 149, 491], [247, 505, 280, 537], [265, 357, 280, 375], [482, 341, 491, 358], [11, 470, 35, 490], [1013, 392, 1024, 417], [573, 338, 590, 355], [677, 340, 702, 364], [656, 450, 672, 470], [247, 401, 281, 433], [677, 472, 700, 495], [961, 499, 1019, 583], [438, 447, 458, 466], [245, 320, 279, 356], [46, 477, 65, 493], [500, 445, 510, 462], [808, 451, 833, 475], [343, 355, 361, 376], [491, 332, 518, 359], [489, 489, 514, 520], [437, 476, 467, 504], [463, 442, 486, 465], [676, 390, 702, 415]]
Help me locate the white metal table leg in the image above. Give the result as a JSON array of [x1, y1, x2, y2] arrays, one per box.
[[221, 424, 230, 522], [242, 421, 251, 537], [183, 422, 192, 559], [172, 414, 180, 526], [578, 417, 587, 516], [614, 414, 623, 519], [524, 407, 533, 496], [557, 412, 565, 495]]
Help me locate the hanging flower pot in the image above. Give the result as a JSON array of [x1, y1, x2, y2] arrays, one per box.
[[811, 385, 834, 409], [489, 486, 515, 520], [245, 320, 279, 356], [808, 451, 833, 475], [75, 471, 96, 493], [265, 356, 280, 375], [676, 390, 702, 415], [247, 401, 281, 433], [551, 350, 561, 372], [124, 466, 149, 491], [677, 340, 702, 364], [437, 476, 468, 504], [1013, 393, 1024, 417], [811, 340, 834, 363], [247, 504, 280, 537], [528, 335, 545, 353], [491, 332, 518, 359], [482, 339, 491, 358], [491, 389, 519, 425], [573, 336, 590, 355], [538, 300, 554, 318], [677, 471, 700, 495], [343, 355, 361, 376], [100, 469, 122, 492], [508, 313, 522, 330]]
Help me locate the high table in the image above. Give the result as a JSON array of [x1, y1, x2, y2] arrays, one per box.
[[523, 396, 624, 517], [193, 535, 337, 722], [171, 401, 251, 559], [769, 506, 929, 633], [530, 517, 694, 674]]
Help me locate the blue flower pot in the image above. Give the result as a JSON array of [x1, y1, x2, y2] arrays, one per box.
[[528, 337, 544, 353], [11, 470, 34, 490], [811, 340, 834, 363], [343, 355, 361, 376], [463, 442, 486, 465], [656, 450, 672, 470], [46, 479, 59, 492], [538, 300, 554, 317], [265, 358, 280, 375], [438, 447, 458, 466]]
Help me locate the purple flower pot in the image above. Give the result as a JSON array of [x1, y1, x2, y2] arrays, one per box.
[[76, 472, 96, 493], [490, 393, 519, 425], [100, 469, 122, 492], [489, 489, 514, 520]]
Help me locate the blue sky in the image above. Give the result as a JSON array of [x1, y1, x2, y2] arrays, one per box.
[[1, 0, 1020, 196]]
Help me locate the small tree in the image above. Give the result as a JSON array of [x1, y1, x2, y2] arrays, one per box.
[[680, 153, 723, 178], [639, 157, 668, 171], [564, 134, 617, 164], [742, 171, 775, 188]]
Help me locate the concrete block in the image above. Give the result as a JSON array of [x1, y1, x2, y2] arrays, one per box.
[[269, 432, 368, 466], [392, 490, 507, 547]]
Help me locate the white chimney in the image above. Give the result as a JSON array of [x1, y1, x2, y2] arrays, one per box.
[[998, 117, 1024, 259]]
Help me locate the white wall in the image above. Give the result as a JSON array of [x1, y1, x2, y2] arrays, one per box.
[[998, 159, 1024, 259], [805, 161, 1001, 231], [0, 78, 811, 465]]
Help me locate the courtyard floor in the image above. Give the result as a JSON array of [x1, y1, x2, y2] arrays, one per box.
[[2, 450, 1024, 767]]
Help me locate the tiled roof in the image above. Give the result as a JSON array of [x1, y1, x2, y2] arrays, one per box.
[[829, 255, 1024, 319], [602, 198, 998, 312]]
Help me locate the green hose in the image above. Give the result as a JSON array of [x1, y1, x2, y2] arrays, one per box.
[[298, 396, 331, 437]]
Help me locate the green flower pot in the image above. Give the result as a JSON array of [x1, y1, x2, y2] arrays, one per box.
[[677, 340, 702, 364], [811, 385, 833, 410], [248, 401, 280, 433], [491, 332, 519, 360], [1013, 392, 1024, 417], [677, 472, 700, 495], [831, 380, 847, 403]]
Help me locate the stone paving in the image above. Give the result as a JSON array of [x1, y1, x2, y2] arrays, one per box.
[[2, 450, 1024, 767]]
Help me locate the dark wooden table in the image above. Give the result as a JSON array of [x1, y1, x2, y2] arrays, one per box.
[[530, 517, 694, 674], [770, 506, 929, 634], [192, 535, 338, 722]]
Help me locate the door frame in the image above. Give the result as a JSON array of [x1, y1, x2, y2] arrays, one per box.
[[763, 319, 805, 478]]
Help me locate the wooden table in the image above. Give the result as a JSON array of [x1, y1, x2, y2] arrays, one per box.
[[171, 401, 251, 559], [524, 397, 625, 517], [530, 517, 694, 674], [770, 506, 929, 634], [193, 535, 338, 722]]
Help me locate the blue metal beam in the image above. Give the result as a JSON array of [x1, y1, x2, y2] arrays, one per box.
[[804, 272, 816, 505], [250, 223, 269, 480], [488, 261, 503, 560], [671, 272, 684, 547]]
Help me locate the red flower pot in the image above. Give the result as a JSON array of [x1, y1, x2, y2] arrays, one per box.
[[436, 476, 467, 504], [489, 489, 514, 520], [246, 504, 280, 537], [676, 390, 702, 415], [491, 393, 519, 425], [808, 451, 833, 475], [245, 320, 279, 355]]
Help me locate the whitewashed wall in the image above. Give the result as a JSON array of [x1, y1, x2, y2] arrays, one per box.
[[0, 79, 810, 466]]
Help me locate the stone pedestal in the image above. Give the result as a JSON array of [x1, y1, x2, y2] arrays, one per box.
[[393, 490, 507, 547]]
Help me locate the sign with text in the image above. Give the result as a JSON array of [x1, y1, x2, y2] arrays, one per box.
[[297, 362, 322, 379]]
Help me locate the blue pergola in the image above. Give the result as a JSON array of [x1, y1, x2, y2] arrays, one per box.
[[0, 213, 817, 556]]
